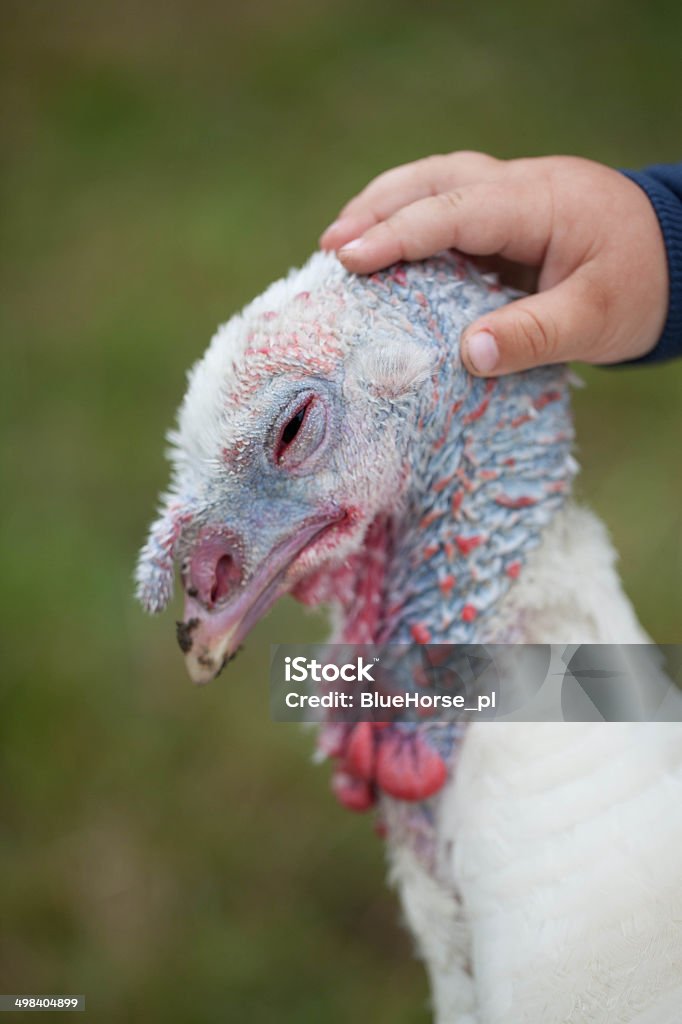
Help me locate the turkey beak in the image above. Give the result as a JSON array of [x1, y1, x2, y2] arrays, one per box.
[[176, 511, 344, 685], [177, 578, 289, 685], [177, 599, 252, 685]]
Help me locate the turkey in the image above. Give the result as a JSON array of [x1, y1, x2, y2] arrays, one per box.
[[136, 251, 682, 1024]]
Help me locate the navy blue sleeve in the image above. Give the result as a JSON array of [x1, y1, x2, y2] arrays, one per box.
[[619, 163, 682, 364]]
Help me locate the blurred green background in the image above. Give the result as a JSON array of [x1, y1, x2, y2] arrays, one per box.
[[1, 1, 681, 1021]]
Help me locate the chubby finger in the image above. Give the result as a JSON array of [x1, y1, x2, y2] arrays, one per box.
[[335, 178, 553, 273], [320, 211, 379, 252], [320, 151, 501, 250], [461, 269, 610, 376]]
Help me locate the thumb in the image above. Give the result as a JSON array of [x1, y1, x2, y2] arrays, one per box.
[[461, 271, 607, 376]]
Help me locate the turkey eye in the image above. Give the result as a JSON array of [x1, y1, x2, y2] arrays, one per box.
[[276, 398, 312, 462], [272, 392, 328, 471], [281, 405, 307, 446]]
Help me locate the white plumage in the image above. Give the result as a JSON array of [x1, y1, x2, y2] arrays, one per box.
[[388, 505, 682, 1023]]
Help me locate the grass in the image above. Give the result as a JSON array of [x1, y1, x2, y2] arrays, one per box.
[[1, 1, 680, 1020]]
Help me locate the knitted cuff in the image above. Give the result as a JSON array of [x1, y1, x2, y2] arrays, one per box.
[[618, 166, 682, 365]]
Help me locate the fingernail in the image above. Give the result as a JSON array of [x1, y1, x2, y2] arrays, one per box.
[[338, 237, 364, 255], [323, 219, 343, 236], [466, 330, 499, 374]]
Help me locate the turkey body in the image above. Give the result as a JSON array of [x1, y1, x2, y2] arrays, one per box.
[[136, 251, 682, 1024], [387, 505, 682, 1024]]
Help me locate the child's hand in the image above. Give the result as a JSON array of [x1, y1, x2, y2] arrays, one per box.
[[320, 154, 668, 375]]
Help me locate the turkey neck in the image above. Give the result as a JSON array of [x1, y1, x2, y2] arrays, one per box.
[[339, 368, 577, 648]]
